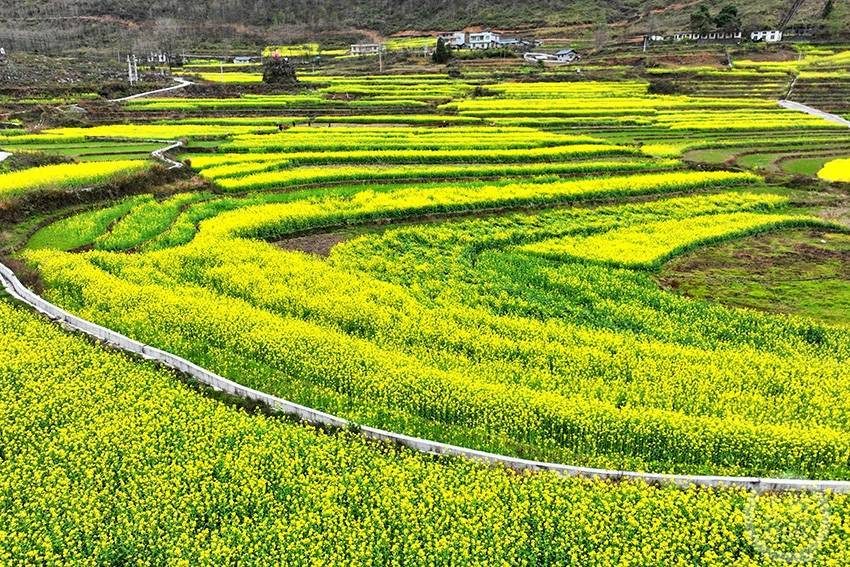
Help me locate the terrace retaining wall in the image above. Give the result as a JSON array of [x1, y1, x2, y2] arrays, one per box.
[[2, 259, 850, 494]]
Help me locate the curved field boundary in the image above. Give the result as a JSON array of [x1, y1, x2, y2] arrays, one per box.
[[109, 77, 193, 103], [2, 259, 850, 493]]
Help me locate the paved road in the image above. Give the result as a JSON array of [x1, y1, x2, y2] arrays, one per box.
[[0, 151, 10, 164], [779, 99, 850, 127], [109, 77, 193, 103]]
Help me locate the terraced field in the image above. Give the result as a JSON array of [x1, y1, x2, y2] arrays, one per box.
[[3, 67, 850, 563]]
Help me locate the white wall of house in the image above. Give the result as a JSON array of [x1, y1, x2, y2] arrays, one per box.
[[437, 32, 466, 47], [350, 44, 386, 55], [751, 30, 783, 42], [468, 32, 499, 49]]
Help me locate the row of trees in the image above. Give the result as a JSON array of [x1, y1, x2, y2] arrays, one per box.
[[690, 4, 742, 34]]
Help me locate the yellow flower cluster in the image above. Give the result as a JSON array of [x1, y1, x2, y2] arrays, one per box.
[[3, 299, 849, 564], [523, 212, 826, 268], [818, 157, 850, 183], [0, 160, 148, 199], [205, 159, 680, 191], [221, 125, 600, 153], [201, 143, 637, 166], [41, 124, 272, 140], [8, 67, 850, 564], [95, 192, 212, 251], [126, 94, 330, 111], [29, 184, 848, 479], [196, 170, 757, 241]]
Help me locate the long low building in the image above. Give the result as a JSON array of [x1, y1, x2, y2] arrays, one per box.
[[350, 43, 386, 56], [437, 31, 539, 50], [651, 30, 783, 44]]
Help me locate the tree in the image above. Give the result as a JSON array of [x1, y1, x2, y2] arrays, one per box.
[[823, 0, 848, 34], [690, 5, 714, 34], [432, 37, 451, 64], [593, 11, 609, 49], [822, 0, 834, 19], [714, 5, 741, 31], [645, 10, 658, 38], [263, 52, 298, 84]]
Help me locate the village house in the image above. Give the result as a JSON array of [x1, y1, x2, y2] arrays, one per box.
[[555, 49, 580, 63], [523, 49, 581, 64], [437, 31, 537, 51], [524, 52, 556, 63], [671, 31, 743, 42], [146, 52, 169, 64], [350, 43, 386, 56], [750, 30, 783, 42], [496, 37, 521, 48], [497, 37, 538, 49], [437, 32, 467, 48], [467, 31, 500, 49]]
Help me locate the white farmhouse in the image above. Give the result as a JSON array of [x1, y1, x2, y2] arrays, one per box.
[[751, 30, 783, 43], [437, 32, 466, 48], [468, 31, 500, 49], [524, 52, 557, 63], [672, 31, 743, 42], [556, 49, 580, 63], [350, 43, 386, 56]]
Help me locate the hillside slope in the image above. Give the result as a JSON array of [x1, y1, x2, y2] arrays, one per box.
[[0, 0, 841, 52]]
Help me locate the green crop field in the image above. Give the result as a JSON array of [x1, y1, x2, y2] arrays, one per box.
[[4, 49, 850, 564]]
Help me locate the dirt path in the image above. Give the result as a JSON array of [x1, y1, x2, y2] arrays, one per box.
[[109, 77, 193, 103]]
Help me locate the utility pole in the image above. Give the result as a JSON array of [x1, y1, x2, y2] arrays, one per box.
[[378, 48, 383, 73], [127, 54, 139, 85]]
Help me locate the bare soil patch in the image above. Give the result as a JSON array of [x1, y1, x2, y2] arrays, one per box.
[[277, 231, 354, 257]]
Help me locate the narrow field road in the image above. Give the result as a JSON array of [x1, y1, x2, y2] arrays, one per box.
[[109, 77, 193, 103], [0, 151, 10, 164], [779, 99, 850, 128], [151, 140, 185, 169]]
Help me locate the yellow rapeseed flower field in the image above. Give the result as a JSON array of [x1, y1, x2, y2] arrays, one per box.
[[818, 157, 850, 183], [6, 74, 850, 564]]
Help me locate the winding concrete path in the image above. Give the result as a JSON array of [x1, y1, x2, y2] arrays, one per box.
[[109, 77, 193, 103], [1, 260, 848, 493], [779, 99, 850, 128], [150, 140, 184, 170]]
